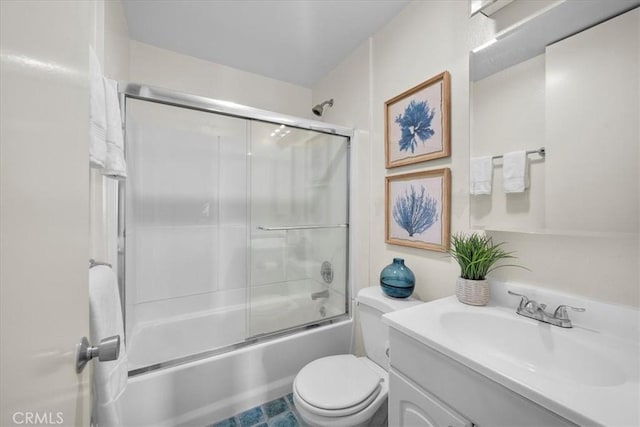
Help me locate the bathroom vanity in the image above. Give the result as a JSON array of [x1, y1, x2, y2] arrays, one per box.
[[383, 282, 640, 427]]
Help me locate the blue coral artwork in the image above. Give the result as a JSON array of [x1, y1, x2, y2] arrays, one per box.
[[392, 185, 438, 237], [390, 178, 441, 245], [386, 168, 451, 252], [395, 100, 436, 154], [386, 71, 450, 168]]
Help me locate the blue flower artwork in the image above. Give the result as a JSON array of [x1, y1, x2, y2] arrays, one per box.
[[395, 100, 436, 154], [392, 185, 438, 237]]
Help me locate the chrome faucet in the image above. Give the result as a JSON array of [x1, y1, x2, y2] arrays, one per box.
[[507, 290, 585, 328], [311, 289, 330, 300]]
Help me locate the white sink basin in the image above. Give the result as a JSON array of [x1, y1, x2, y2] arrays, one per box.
[[383, 285, 640, 427], [440, 311, 627, 387]]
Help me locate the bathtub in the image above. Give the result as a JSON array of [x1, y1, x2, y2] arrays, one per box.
[[121, 283, 352, 426], [126, 302, 245, 370], [126, 280, 346, 370]]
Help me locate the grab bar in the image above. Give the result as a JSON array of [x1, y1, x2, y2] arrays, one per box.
[[257, 224, 348, 231]]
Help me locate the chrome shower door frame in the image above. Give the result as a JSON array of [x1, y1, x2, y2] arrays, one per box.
[[117, 83, 353, 375]]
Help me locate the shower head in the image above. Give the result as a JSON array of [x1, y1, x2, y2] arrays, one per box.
[[312, 99, 334, 117]]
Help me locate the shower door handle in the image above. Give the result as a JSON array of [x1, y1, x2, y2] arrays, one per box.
[[257, 224, 348, 231], [75, 335, 121, 373]]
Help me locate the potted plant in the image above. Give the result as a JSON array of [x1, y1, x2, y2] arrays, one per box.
[[448, 233, 522, 306]]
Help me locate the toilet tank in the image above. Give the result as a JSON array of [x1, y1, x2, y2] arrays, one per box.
[[356, 287, 421, 370]]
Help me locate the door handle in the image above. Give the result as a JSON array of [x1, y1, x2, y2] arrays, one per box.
[[75, 335, 120, 373]]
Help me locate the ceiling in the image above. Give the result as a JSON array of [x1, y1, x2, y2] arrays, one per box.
[[122, 0, 410, 88]]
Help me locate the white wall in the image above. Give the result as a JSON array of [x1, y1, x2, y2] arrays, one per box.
[[313, 0, 639, 308], [488, 231, 639, 304], [370, 1, 471, 303], [104, 0, 130, 81], [315, 1, 471, 304], [129, 40, 313, 118]]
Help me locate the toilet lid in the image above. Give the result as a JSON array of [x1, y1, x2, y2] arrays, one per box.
[[295, 355, 382, 411]]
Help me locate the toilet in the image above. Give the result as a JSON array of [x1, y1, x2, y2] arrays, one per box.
[[293, 287, 421, 427]]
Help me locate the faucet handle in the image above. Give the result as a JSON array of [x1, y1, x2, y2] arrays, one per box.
[[507, 290, 529, 299], [507, 290, 530, 308], [553, 304, 586, 320]]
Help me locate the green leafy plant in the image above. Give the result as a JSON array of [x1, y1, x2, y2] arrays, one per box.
[[448, 233, 523, 280]]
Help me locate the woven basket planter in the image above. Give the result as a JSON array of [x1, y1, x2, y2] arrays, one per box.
[[455, 277, 489, 306]]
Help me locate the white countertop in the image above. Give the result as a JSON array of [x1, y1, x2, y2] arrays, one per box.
[[383, 282, 640, 426]]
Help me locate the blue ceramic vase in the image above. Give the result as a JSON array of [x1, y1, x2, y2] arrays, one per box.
[[380, 258, 415, 298]]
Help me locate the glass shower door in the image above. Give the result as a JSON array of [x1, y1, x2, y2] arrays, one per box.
[[124, 98, 249, 370], [122, 91, 350, 372], [248, 122, 349, 337]]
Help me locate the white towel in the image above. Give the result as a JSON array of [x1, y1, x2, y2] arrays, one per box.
[[503, 150, 529, 193], [89, 265, 127, 427], [470, 156, 493, 195], [89, 48, 107, 169], [102, 78, 127, 179]]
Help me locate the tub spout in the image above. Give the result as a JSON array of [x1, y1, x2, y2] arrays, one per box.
[[311, 290, 330, 300]]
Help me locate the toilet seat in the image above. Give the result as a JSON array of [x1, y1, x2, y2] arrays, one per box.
[[293, 355, 383, 417]]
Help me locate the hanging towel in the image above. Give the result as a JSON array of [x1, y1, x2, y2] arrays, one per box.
[[89, 48, 107, 169], [89, 265, 127, 427], [470, 156, 493, 195], [102, 78, 127, 179], [503, 150, 529, 193]]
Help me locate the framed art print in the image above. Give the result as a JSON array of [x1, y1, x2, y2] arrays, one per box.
[[385, 168, 451, 252], [385, 71, 451, 168]]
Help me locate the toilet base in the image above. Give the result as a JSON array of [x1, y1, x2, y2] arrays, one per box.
[[367, 402, 388, 427], [295, 397, 387, 427]]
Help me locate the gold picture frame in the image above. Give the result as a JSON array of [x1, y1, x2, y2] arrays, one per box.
[[385, 168, 451, 252], [385, 71, 451, 168]]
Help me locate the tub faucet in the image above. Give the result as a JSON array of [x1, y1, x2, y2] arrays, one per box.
[[507, 290, 585, 328], [311, 290, 330, 300]]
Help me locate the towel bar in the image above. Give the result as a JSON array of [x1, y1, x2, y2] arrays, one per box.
[[491, 147, 545, 160]]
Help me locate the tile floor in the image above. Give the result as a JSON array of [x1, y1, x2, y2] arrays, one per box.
[[209, 393, 307, 427]]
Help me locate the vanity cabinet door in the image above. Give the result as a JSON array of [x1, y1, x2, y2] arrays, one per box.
[[389, 370, 472, 427]]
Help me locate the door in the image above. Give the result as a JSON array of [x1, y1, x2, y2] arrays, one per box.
[[389, 371, 472, 427], [123, 98, 250, 370], [1, 1, 93, 425], [248, 122, 350, 337]]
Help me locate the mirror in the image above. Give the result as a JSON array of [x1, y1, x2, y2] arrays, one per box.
[[469, 1, 639, 237]]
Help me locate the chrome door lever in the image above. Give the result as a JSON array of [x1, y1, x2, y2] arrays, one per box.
[[75, 335, 120, 373]]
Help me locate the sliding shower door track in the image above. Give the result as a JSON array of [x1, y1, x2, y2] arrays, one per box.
[[120, 83, 353, 138]]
